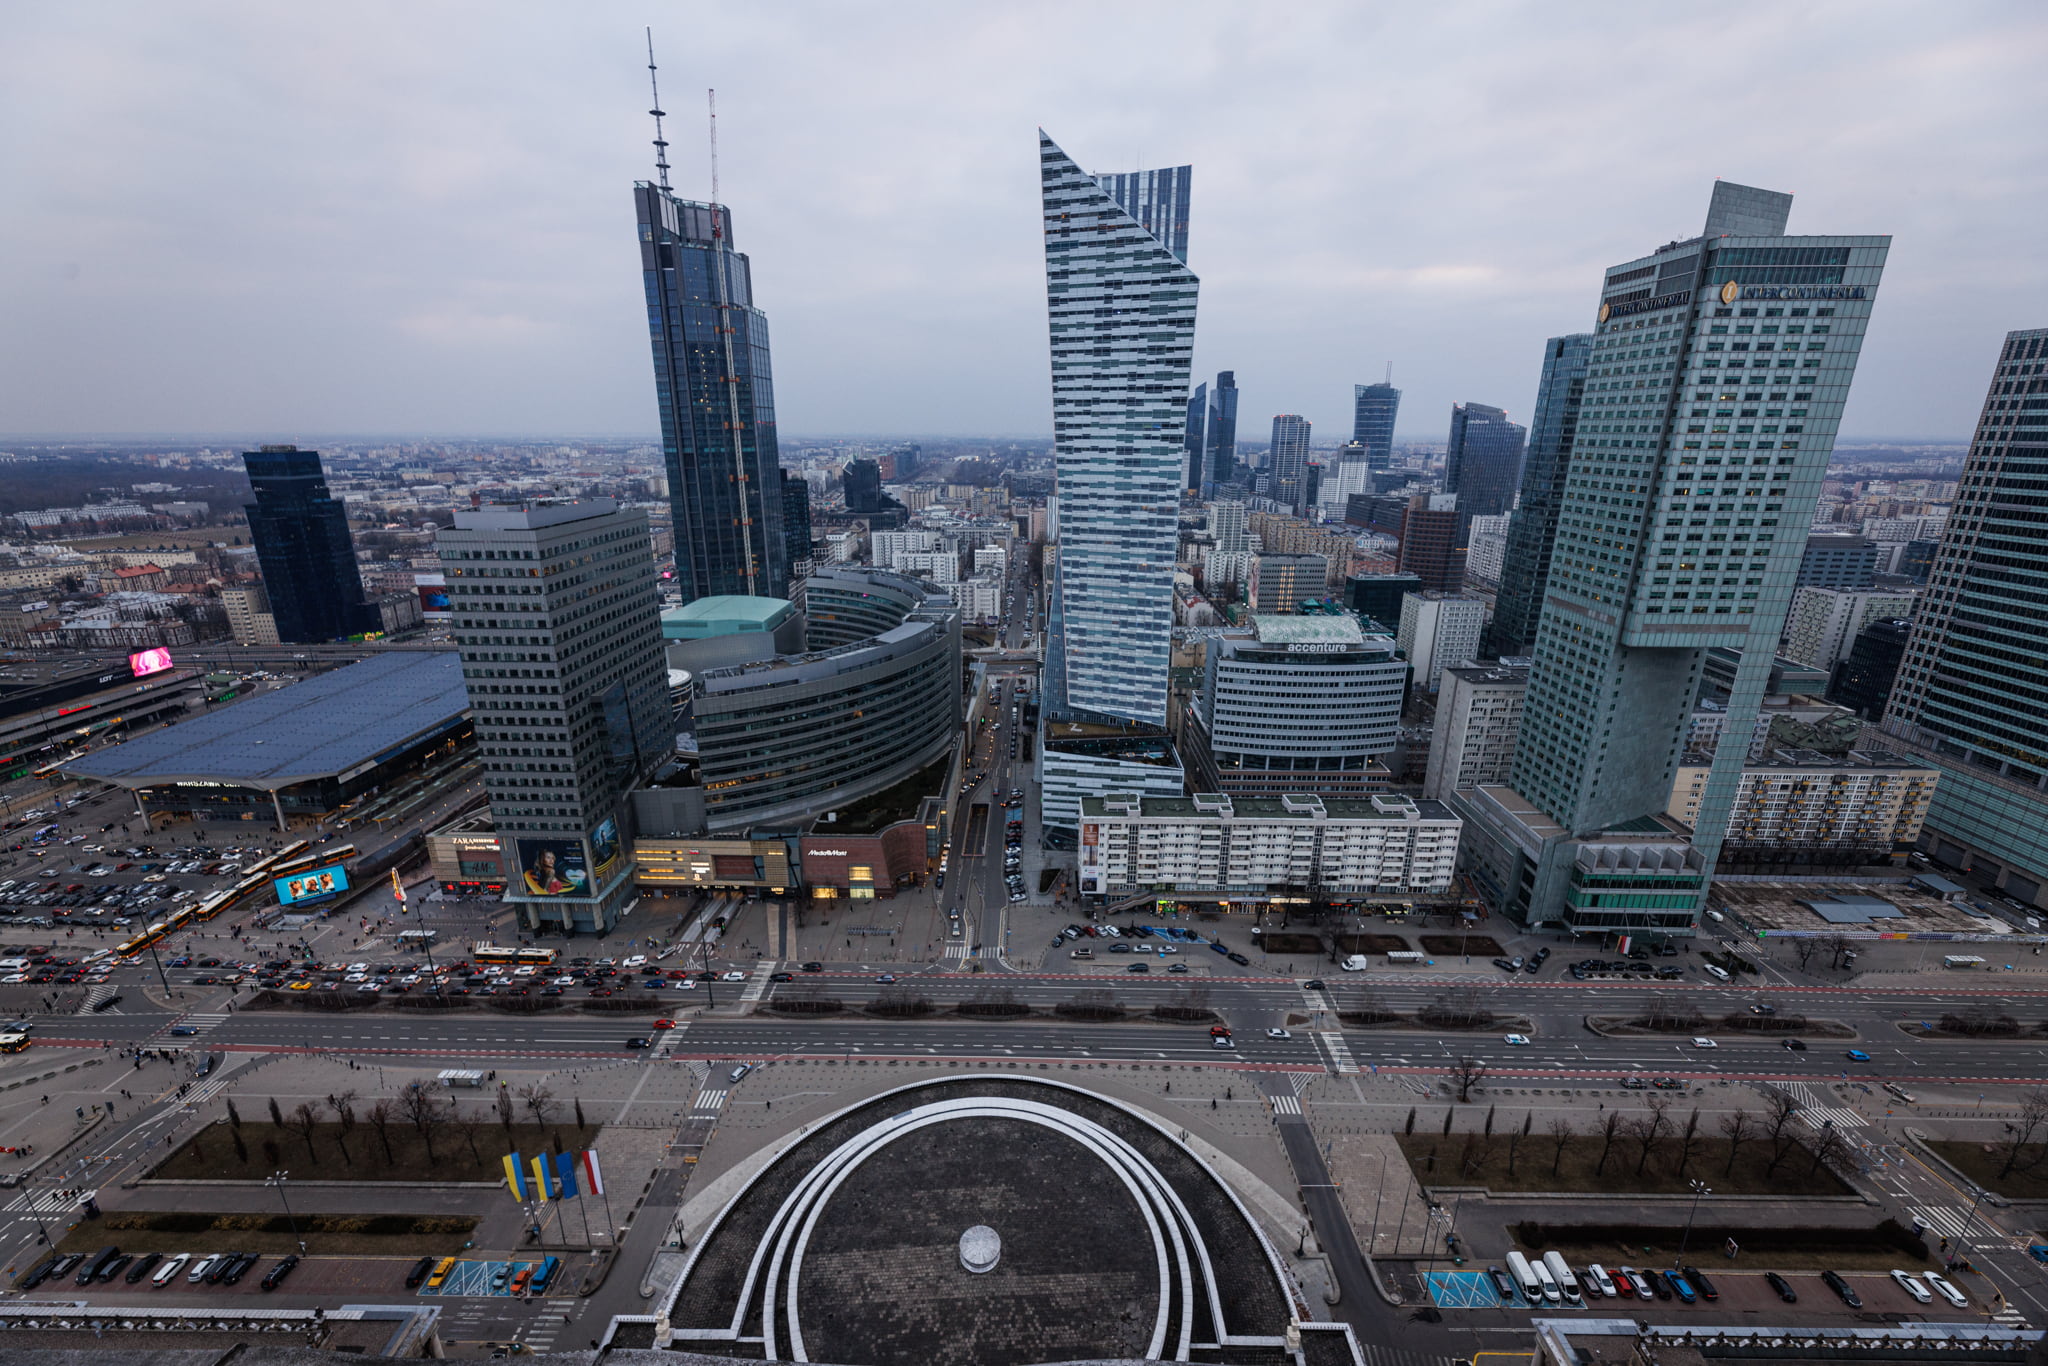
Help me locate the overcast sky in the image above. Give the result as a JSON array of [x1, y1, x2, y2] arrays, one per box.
[[3, 2, 2043, 444]]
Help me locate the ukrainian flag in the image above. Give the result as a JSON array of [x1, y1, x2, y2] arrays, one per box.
[[503, 1152, 528, 1202], [530, 1154, 553, 1203]]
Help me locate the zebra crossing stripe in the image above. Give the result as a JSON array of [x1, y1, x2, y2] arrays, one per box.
[[692, 1089, 728, 1112], [1270, 1094, 1302, 1117], [1909, 1206, 1978, 1240]]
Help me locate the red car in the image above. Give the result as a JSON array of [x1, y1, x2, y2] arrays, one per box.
[[651, 1018, 675, 1029]]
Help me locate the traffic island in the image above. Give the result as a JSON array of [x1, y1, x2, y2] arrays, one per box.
[[1586, 1011, 1856, 1039]]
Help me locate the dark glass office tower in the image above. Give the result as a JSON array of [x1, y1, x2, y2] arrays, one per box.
[[842, 459, 883, 514], [1486, 335, 1592, 657], [1184, 382, 1207, 492], [1269, 414, 1311, 513], [1206, 371, 1239, 487], [241, 445, 377, 643], [779, 469, 813, 570], [1827, 616, 1911, 720], [1444, 403, 1527, 533], [635, 183, 787, 605], [1882, 326, 2048, 904], [1352, 381, 1402, 487]]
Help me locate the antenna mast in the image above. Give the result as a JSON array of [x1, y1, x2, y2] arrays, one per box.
[[645, 29, 671, 191], [708, 89, 720, 210]]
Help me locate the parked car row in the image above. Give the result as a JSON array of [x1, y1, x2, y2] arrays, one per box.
[[1493, 1251, 1966, 1311], [19, 1247, 298, 1292]]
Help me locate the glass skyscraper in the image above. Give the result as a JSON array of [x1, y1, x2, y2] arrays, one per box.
[[1205, 371, 1239, 489], [1269, 414, 1312, 514], [635, 183, 787, 605], [1040, 130, 1199, 725], [1092, 166, 1192, 264], [1486, 334, 1592, 657], [1444, 402, 1527, 533], [242, 446, 378, 644], [1454, 181, 1889, 932], [1352, 381, 1401, 486], [1184, 381, 1207, 492], [1880, 327, 2048, 905]]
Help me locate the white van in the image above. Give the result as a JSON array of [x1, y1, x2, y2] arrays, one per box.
[[1340, 954, 1369, 972], [1585, 1263, 1618, 1298], [1702, 962, 1731, 982], [1543, 1251, 1583, 1305], [1530, 1258, 1562, 1304], [1504, 1251, 1543, 1303]]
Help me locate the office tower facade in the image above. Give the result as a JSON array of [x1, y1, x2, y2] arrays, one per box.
[[1345, 572, 1424, 631], [1453, 181, 1888, 933], [1424, 662, 1530, 800], [241, 446, 379, 644], [1396, 495, 1465, 593], [1184, 616, 1405, 800], [438, 499, 674, 934], [842, 459, 884, 514], [1444, 403, 1527, 533], [635, 185, 787, 606], [1352, 381, 1401, 479], [1486, 334, 1593, 657], [1184, 382, 1208, 492], [1038, 130, 1198, 726], [1826, 616, 1912, 720], [1880, 326, 2048, 906], [1247, 554, 1327, 613], [1093, 165, 1192, 262], [1796, 533, 1879, 587], [1209, 500, 1249, 554], [1268, 415, 1312, 513], [1314, 441, 1371, 519], [1462, 513, 1513, 586], [1205, 371, 1239, 488], [1397, 592, 1486, 691], [1779, 585, 1917, 671], [779, 469, 813, 576]]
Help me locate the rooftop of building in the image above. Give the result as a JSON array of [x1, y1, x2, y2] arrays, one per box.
[[811, 752, 950, 836], [1250, 614, 1363, 646], [1082, 792, 1456, 822], [447, 497, 621, 531], [1712, 880, 2015, 937], [1442, 661, 1530, 686], [1680, 745, 1936, 772], [660, 595, 797, 638], [60, 651, 468, 790]]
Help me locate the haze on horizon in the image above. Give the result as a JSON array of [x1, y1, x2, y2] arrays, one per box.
[[2, 2, 2042, 445]]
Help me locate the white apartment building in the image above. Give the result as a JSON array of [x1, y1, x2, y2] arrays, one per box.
[[973, 546, 1007, 577], [958, 574, 1003, 622], [1461, 513, 1512, 586], [871, 529, 946, 568], [1423, 662, 1528, 800], [1781, 585, 1918, 671], [1396, 592, 1486, 691], [1667, 747, 1938, 869], [220, 584, 280, 645], [894, 550, 961, 585], [1078, 792, 1461, 902]]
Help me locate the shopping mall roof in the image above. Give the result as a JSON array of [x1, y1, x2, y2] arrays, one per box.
[[60, 650, 469, 791], [661, 595, 798, 640]]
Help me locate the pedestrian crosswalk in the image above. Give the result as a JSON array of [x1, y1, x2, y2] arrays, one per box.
[[6, 1189, 85, 1216], [943, 942, 972, 959], [692, 1088, 728, 1113], [1776, 1081, 1865, 1129], [80, 985, 121, 1013], [739, 963, 777, 1003], [1317, 1031, 1360, 1075], [181, 1068, 238, 1109], [1992, 1309, 2029, 1328], [1910, 1205, 1981, 1241], [1269, 1094, 1302, 1117], [166, 1012, 228, 1037], [1352, 1342, 1463, 1366]]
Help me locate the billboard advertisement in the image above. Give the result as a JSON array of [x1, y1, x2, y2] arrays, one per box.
[[515, 838, 589, 897], [129, 647, 174, 678], [416, 576, 450, 616], [275, 864, 349, 905], [590, 817, 622, 882]]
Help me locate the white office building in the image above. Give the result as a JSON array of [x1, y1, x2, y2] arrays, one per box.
[[1397, 592, 1487, 691], [1780, 585, 1917, 671], [1424, 662, 1529, 800]]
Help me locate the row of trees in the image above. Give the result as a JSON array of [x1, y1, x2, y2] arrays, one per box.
[[214, 1083, 590, 1170]]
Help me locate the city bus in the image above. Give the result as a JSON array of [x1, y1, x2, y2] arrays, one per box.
[[0, 1033, 30, 1053], [472, 944, 558, 967]]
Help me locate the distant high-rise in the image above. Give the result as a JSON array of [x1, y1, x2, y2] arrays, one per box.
[[1397, 495, 1464, 594], [1205, 371, 1239, 488], [1455, 180, 1889, 934], [635, 182, 786, 605], [1184, 382, 1208, 492], [842, 459, 884, 514], [779, 469, 813, 573], [1827, 616, 1912, 721], [1881, 326, 2048, 906], [438, 499, 673, 934], [241, 446, 378, 644], [1269, 415, 1312, 514], [1039, 130, 1198, 726], [1487, 335, 1593, 657], [1352, 381, 1401, 486], [1444, 402, 1527, 533]]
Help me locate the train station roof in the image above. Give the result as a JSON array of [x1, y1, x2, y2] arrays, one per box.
[[60, 650, 468, 791]]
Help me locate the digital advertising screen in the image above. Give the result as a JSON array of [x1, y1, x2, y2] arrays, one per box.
[[275, 865, 349, 905], [590, 817, 622, 882], [129, 647, 174, 678], [514, 838, 589, 897]]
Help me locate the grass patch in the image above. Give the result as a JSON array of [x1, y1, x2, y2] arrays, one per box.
[[50, 1211, 479, 1259], [1338, 933, 1412, 954], [1256, 933, 1324, 955], [1419, 934, 1503, 956], [1925, 1140, 2048, 1200], [153, 1119, 597, 1184], [1515, 1218, 1928, 1273], [1396, 1129, 1851, 1197]]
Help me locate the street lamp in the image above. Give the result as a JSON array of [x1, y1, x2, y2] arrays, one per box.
[[267, 1170, 305, 1253], [1674, 1178, 1710, 1268]]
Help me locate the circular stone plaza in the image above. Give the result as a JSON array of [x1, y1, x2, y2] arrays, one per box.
[[609, 1075, 1330, 1366]]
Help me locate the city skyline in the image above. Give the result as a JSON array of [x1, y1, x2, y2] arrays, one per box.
[[4, 5, 2042, 444]]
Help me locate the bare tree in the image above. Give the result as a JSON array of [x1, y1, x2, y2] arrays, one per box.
[[1675, 1108, 1703, 1178], [1628, 1096, 1674, 1175], [366, 1099, 398, 1165], [1998, 1090, 2048, 1177], [1594, 1108, 1624, 1176], [1808, 1124, 1848, 1178], [453, 1106, 486, 1168], [1790, 938, 1820, 972], [1719, 1107, 1758, 1176], [1508, 1111, 1532, 1177], [1447, 1056, 1488, 1104], [496, 1086, 515, 1137], [519, 1082, 554, 1132], [1483, 1104, 1497, 1138], [1540, 1114, 1572, 1179], [399, 1083, 447, 1162], [1762, 1089, 1802, 1176], [285, 1101, 321, 1163], [1823, 934, 1856, 971], [268, 1096, 285, 1128]]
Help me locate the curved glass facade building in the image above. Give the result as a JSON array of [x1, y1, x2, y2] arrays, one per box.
[[802, 565, 937, 649]]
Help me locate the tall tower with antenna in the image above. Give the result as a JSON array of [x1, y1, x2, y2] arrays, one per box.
[[633, 37, 787, 605]]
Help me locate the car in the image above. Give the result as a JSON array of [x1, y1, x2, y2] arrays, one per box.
[[169, 1025, 198, 1036], [1749, 1002, 1777, 1016], [125, 1252, 163, 1284], [221, 1252, 260, 1285], [1127, 962, 1150, 973], [1690, 1037, 1717, 1049], [1211, 1035, 1234, 1048], [1846, 1048, 1871, 1061], [1492, 958, 1517, 973], [1303, 979, 1326, 990], [1488, 1265, 1518, 1301], [1653, 1077, 1686, 1091], [1681, 1265, 1718, 1301], [728, 1063, 751, 1083], [405, 1254, 437, 1288], [1822, 1269, 1862, 1308], [1782, 1037, 1808, 1051], [1890, 1269, 1932, 1303], [98, 1253, 134, 1283], [1585, 1263, 1617, 1298], [651, 1018, 675, 1029], [188, 1253, 220, 1284], [1645, 1268, 1674, 1300], [625, 1037, 651, 1049], [1765, 1271, 1798, 1302], [1226, 951, 1250, 965], [1623, 1268, 1654, 1299], [1619, 1076, 1648, 1089], [720, 971, 747, 982], [1167, 963, 1189, 973], [1504, 1034, 1531, 1046], [1612, 1266, 1641, 1298], [1267, 1028, 1292, 1040], [801, 961, 822, 973], [769, 971, 793, 982], [1109, 942, 1132, 953], [491, 1263, 513, 1291], [875, 973, 896, 984], [261, 1254, 299, 1290], [1924, 1271, 1968, 1308]]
